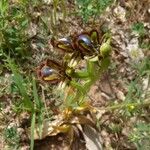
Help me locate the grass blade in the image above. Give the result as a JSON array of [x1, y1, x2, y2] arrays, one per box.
[[6, 58, 34, 111], [32, 77, 44, 138], [30, 112, 36, 150]]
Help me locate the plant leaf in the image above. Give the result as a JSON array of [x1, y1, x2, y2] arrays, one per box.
[[30, 112, 36, 150], [82, 125, 103, 150]]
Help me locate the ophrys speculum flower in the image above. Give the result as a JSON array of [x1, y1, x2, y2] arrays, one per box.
[[36, 59, 69, 84], [51, 29, 111, 60]]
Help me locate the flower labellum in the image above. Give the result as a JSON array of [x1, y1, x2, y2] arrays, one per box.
[[78, 35, 92, 46], [76, 34, 94, 55], [37, 59, 64, 83], [41, 66, 54, 77], [57, 37, 74, 53]]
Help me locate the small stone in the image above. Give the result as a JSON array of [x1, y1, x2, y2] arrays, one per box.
[[122, 127, 130, 136], [142, 77, 149, 91], [116, 90, 125, 101], [101, 130, 109, 137], [20, 145, 30, 150], [8, 122, 17, 128], [113, 6, 126, 22], [17, 128, 25, 135]]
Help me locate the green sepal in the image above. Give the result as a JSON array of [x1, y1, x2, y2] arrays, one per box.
[[100, 57, 111, 71], [100, 39, 111, 57]]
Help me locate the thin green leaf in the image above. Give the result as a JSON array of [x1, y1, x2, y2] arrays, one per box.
[[32, 77, 41, 108], [6, 58, 34, 111], [32, 77, 44, 138], [30, 112, 36, 150]]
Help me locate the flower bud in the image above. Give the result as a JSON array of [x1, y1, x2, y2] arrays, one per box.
[[100, 39, 111, 57], [65, 67, 74, 76]]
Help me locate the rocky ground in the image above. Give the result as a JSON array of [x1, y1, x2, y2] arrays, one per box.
[[0, 0, 150, 150]]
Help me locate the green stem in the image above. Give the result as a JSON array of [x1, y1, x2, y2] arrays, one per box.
[[61, 0, 66, 21], [71, 71, 89, 79], [73, 61, 99, 104], [105, 99, 150, 111], [53, 0, 58, 25], [67, 56, 111, 106]]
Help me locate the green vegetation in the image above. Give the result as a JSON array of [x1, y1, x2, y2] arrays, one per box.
[[132, 22, 146, 37], [76, 0, 114, 22], [4, 127, 20, 149], [0, 0, 149, 149], [129, 123, 150, 150], [0, 0, 30, 59]]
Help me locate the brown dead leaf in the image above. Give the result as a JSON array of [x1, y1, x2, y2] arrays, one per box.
[[82, 125, 103, 150]]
